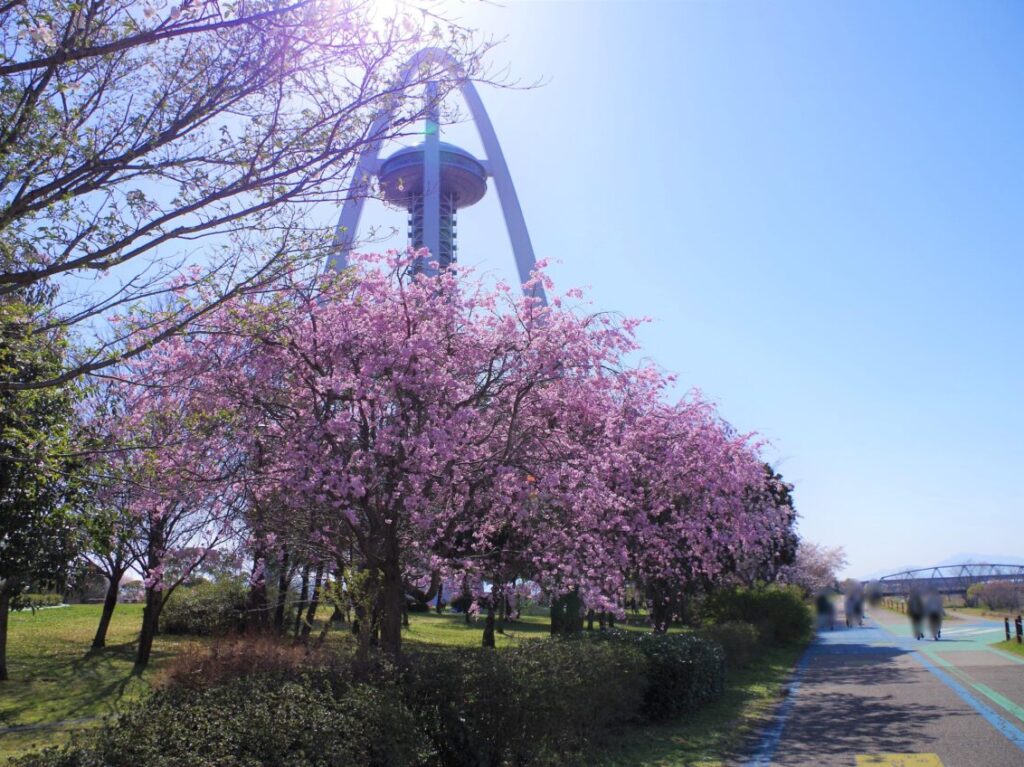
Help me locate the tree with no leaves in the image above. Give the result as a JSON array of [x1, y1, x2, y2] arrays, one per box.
[[0, 0, 489, 390]]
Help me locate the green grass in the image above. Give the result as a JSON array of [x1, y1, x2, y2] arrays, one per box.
[[994, 639, 1024, 659], [0, 604, 198, 760], [402, 611, 552, 647], [578, 642, 807, 767], [0, 605, 667, 758], [0, 604, 777, 765], [402, 611, 677, 647], [947, 605, 1018, 620]]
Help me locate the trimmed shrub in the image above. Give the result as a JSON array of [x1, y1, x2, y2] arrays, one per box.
[[404, 638, 647, 767], [596, 630, 726, 721], [508, 637, 648, 761], [159, 578, 248, 636], [698, 620, 760, 668], [13, 676, 428, 767], [15, 633, 726, 767], [703, 584, 812, 645]]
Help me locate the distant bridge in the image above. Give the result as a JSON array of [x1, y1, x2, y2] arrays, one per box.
[[871, 564, 1024, 596]]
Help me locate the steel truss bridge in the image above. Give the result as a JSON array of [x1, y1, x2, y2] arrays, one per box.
[[872, 564, 1024, 596]]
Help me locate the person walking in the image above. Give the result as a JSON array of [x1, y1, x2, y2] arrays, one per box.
[[908, 590, 925, 640]]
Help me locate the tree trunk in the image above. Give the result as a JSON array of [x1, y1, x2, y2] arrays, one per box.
[[294, 565, 310, 639], [272, 548, 290, 634], [300, 564, 324, 642], [92, 571, 123, 649], [651, 594, 671, 634], [586, 609, 595, 631], [482, 600, 496, 648], [351, 598, 363, 637], [550, 590, 583, 635], [379, 558, 404, 659], [435, 582, 444, 613], [0, 587, 10, 681], [550, 595, 563, 635], [135, 587, 162, 670], [246, 551, 270, 633]]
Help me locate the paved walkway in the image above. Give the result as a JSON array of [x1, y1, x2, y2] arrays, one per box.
[[744, 609, 1024, 766]]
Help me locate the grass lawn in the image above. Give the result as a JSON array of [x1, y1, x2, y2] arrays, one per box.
[[402, 611, 551, 647], [1, 603, 775, 765], [402, 611, 678, 648], [0, 605, 657, 759], [0, 604, 198, 760], [579, 642, 807, 767], [946, 605, 1017, 621], [994, 639, 1024, 659]]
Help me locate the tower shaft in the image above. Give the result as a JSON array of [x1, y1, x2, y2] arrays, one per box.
[[407, 192, 458, 270]]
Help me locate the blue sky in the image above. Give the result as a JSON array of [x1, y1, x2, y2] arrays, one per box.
[[354, 0, 1024, 577]]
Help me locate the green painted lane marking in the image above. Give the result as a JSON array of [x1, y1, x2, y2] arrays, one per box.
[[922, 648, 1024, 724], [872, 611, 1024, 726], [990, 645, 1024, 665]]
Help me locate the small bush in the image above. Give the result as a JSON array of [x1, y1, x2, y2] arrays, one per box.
[[596, 630, 726, 721], [159, 578, 248, 636], [13, 676, 428, 767], [703, 584, 812, 645], [158, 636, 350, 692], [404, 646, 519, 767], [12, 592, 62, 610], [404, 638, 646, 767], [698, 620, 760, 668], [15, 632, 728, 767], [509, 638, 648, 761]]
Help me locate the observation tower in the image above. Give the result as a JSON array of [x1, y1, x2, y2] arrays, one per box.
[[377, 137, 487, 272], [328, 49, 546, 302]]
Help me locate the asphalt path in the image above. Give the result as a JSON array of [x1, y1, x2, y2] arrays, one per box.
[[743, 608, 1024, 767]]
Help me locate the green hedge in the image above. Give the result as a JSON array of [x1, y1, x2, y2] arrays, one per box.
[[14, 677, 427, 767], [405, 638, 647, 766], [697, 620, 761, 668], [594, 630, 726, 720], [160, 579, 248, 636], [703, 584, 812, 645], [15, 632, 725, 767]]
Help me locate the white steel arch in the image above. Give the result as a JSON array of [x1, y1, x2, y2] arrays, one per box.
[[327, 48, 546, 303]]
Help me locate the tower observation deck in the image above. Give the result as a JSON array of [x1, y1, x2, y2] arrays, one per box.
[[378, 141, 488, 271], [328, 47, 546, 303]]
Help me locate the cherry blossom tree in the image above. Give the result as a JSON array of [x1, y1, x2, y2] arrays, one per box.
[[610, 395, 788, 631], [110, 251, 794, 656], [93, 352, 245, 668], [779, 540, 848, 596]]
